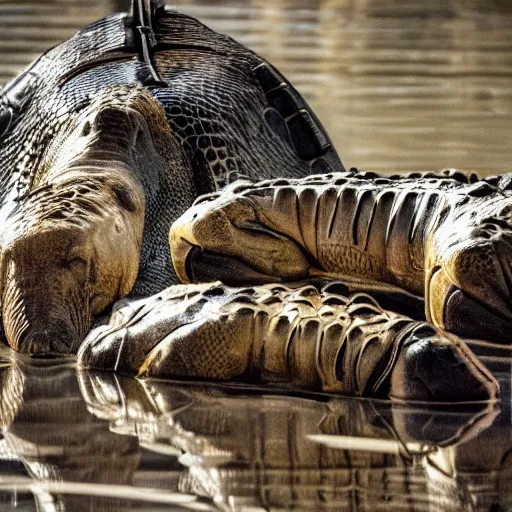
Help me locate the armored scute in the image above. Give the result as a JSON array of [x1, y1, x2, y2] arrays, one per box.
[[0, 1, 505, 403]]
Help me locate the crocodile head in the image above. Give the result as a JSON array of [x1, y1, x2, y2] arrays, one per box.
[[169, 181, 312, 286], [0, 85, 190, 354]]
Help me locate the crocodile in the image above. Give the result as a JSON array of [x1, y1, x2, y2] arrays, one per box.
[[0, 0, 342, 354], [79, 167, 510, 401], [0, 2, 501, 402], [78, 280, 497, 402], [169, 170, 512, 344]]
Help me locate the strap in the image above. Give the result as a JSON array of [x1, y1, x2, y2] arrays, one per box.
[[130, 0, 167, 87]]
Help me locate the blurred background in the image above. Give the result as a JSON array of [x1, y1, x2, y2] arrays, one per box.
[[1, 0, 511, 173]]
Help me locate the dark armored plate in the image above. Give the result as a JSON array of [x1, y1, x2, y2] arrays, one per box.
[[0, 6, 344, 203]]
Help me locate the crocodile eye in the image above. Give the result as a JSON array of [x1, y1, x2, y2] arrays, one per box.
[[0, 106, 13, 138]]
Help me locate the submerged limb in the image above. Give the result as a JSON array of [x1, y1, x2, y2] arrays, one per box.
[[78, 281, 498, 403]]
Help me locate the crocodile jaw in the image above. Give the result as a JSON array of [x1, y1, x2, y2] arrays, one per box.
[[170, 194, 310, 285], [426, 197, 512, 344]]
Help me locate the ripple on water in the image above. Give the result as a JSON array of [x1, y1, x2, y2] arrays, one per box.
[[0, 349, 507, 511], [1, 0, 512, 172]]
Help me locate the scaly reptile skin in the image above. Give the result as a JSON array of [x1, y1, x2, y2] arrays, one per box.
[[170, 170, 512, 344], [78, 281, 497, 402], [0, 4, 500, 402], [0, 4, 342, 353]]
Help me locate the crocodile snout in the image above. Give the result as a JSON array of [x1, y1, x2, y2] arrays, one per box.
[[0, 227, 93, 354], [0, 174, 144, 354], [170, 193, 310, 284]]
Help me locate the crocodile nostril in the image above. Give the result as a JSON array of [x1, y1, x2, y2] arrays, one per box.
[[472, 230, 491, 239], [480, 217, 512, 230], [472, 221, 509, 239]]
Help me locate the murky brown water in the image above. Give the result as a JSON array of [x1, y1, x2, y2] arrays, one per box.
[[1, 1, 512, 510], [2, 0, 512, 173]]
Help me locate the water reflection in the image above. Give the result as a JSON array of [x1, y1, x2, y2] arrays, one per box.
[[0, 346, 510, 510]]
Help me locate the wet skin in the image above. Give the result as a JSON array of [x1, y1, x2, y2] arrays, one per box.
[[0, 7, 504, 403], [170, 172, 512, 345]]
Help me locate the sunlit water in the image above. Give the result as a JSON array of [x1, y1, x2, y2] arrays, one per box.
[[1, 1, 512, 510], [0, 346, 510, 512], [2, 0, 512, 172]]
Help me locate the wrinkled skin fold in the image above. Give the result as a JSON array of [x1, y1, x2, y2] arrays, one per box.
[[170, 171, 512, 345], [0, 86, 169, 354], [79, 281, 498, 403]]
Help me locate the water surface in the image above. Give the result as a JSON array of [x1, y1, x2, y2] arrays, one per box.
[[0, 347, 509, 511]]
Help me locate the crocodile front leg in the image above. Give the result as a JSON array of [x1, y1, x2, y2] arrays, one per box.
[[169, 171, 461, 294], [78, 281, 497, 402]]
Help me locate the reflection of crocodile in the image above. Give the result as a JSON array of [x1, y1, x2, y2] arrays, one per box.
[[0, 354, 140, 511], [0, 1, 502, 401], [0, 350, 500, 511]]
